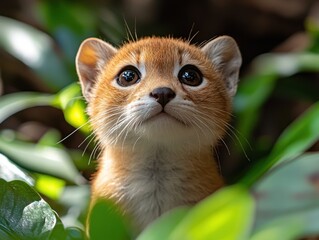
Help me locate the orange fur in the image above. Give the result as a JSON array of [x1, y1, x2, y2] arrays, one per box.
[[76, 36, 241, 232]]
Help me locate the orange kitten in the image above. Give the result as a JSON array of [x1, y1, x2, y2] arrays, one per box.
[[76, 36, 241, 231]]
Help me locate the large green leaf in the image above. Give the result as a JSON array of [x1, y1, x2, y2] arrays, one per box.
[[241, 102, 319, 186], [137, 207, 190, 240], [0, 92, 54, 124], [0, 179, 86, 240], [251, 153, 319, 238], [0, 134, 86, 184], [169, 185, 254, 240], [0, 16, 72, 90], [88, 199, 132, 240], [0, 179, 64, 240]]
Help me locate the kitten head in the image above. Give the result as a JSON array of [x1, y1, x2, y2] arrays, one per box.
[[76, 36, 241, 148]]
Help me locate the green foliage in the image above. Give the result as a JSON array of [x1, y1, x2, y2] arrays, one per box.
[[240, 102, 319, 186], [89, 200, 133, 240], [251, 153, 319, 239], [0, 179, 85, 240], [0, 16, 73, 91], [137, 207, 190, 240], [166, 185, 254, 240], [0, 2, 319, 239], [0, 135, 85, 184]]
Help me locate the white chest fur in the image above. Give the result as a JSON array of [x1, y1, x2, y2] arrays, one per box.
[[95, 145, 220, 230]]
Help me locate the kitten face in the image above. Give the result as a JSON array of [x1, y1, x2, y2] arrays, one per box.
[[76, 37, 241, 148]]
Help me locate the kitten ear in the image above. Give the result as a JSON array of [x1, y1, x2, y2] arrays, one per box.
[[76, 38, 117, 101], [201, 36, 242, 97]]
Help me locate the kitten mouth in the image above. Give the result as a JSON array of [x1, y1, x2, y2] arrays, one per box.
[[146, 112, 186, 126]]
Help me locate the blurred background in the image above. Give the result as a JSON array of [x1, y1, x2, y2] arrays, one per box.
[[0, 0, 319, 231]]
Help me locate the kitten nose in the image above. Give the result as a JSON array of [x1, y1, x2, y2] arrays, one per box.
[[150, 87, 176, 107]]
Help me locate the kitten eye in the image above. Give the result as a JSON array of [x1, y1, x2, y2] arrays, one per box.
[[178, 65, 203, 86], [117, 66, 141, 87]]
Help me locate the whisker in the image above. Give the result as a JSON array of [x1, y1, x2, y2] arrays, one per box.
[[187, 22, 199, 44], [123, 17, 134, 42], [194, 107, 251, 161], [78, 132, 94, 148], [81, 133, 95, 157], [57, 122, 90, 144]]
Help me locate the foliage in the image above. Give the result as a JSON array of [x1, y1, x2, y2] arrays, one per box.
[[0, 2, 319, 239]]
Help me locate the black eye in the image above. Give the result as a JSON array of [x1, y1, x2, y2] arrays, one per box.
[[117, 66, 141, 87], [178, 65, 203, 86]]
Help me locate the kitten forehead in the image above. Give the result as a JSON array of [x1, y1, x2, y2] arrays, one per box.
[[117, 38, 207, 65]]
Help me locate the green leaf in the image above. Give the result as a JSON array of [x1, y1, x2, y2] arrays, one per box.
[[241, 102, 319, 186], [88, 199, 132, 240], [0, 153, 34, 185], [64, 227, 87, 240], [0, 16, 72, 90], [269, 102, 319, 164], [0, 92, 54, 124], [250, 209, 319, 240], [250, 216, 305, 240], [37, 1, 97, 63], [234, 52, 319, 151], [251, 153, 319, 238], [249, 53, 319, 77], [58, 185, 90, 230], [0, 134, 86, 184], [169, 185, 254, 240], [53, 83, 90, 134], [137, 207, 190, 240], [35, 174, 65, 200], [0, 179, 63, 240], [234, 74, 277, 144]]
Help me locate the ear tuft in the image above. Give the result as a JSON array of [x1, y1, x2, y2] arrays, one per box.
[[201, 36, 242, 97], [76, 38, 117, 101]]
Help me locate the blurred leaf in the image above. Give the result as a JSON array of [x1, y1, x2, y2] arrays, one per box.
[[58, 185, 90, 229], [251, 153, 319, 238], [234, 74, 277, 148], [0, 134, 86, 185], [0, 179, 64, 240], [0, 92, 54, 124], [35, 174, 65, 200], [89, 199, 133, 240], [270, 102, 319, 164], [169, 185, 254, 240], [241, 102, 319, 186], [250, 216, 305, 240], [234, 52, 319, 150], [0, 16, 72, 90], [37, 129, 62, 147], [54, 83, 90, 134], [137, 207, 190, 240], [64, 227, 87, 240], [305, 17, 319, 53], [251, 208, 319, 240], [0, 153, 34, 185], [249, 53, 319, 77], [37, 0, 97, 62]]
